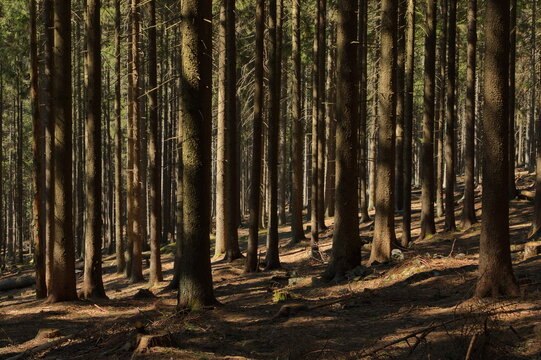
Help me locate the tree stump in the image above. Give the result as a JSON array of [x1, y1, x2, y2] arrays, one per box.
[[523, 241, 541, 260], [134, 331, 171, 354]]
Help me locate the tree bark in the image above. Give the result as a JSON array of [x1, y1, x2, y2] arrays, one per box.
[[461, 0, 477, 229], [30, 0, 46, 298], [82, 0, 107, 299], [178, 0, 217, 308], [245, 0, 265, 273], [147, 0, 163, 285], [114, 0, 125, 274], [401, 0, 415, 247], [358, 0, 370, 223], [444, 0, 457, 232], [419, 0, 437, 240], [395, 0, 406, 212], [508, 0, 517, 199], [324, 0, 360, 280], [290, 0, 306, 244], [475, 0, 519, 298], [369, 0, 397, 265], [48, 0, 78, 302], [265, 0, 282, 270], [436, 0, 447, 218]]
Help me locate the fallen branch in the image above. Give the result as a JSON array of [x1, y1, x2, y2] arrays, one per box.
[[0, 275, 35, 292], [5, 334, 75, 360]]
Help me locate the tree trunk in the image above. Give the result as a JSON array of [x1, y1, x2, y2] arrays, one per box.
[[325, 24, 336, 218], [43, 0, 55, 293], [444, 0, 457, 232], [317, 0, 327, 231], [128, 0, 144, 283], [265, 0, 281, 270], [369, 0, 397, 265], [436, 0, 447, 218], [419, 0, 437, 240], [245, 0, 265, 273], [358, 0, 370, 223], [475, 0, 519, 298], [395, 0, 406, 212], [225, 0, 241, 261], [82, 0, 107, 299], [324, 0, 360, 280], [49, 0, 78, 302], [114, 0, 125, 274], [30, 0, 46, 298], [290, 0, 306, 244], [215, 0, 227, 258], [178, 0, 216, 308], [461, 0, 477, 229], [508, 0, 517, 199], [401, 0, 415, 247]]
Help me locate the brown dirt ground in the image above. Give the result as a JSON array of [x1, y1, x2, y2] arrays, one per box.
[[1, 173, 541, 360]]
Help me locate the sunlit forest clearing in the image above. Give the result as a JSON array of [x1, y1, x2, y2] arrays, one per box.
[[1, 0, 541, 358]]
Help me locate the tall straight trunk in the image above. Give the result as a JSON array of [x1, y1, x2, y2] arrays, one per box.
[[245, 0, 264, 273], [461, 0, 477, 229], [147, 0, 162, 284], [325, 25, 336, 218], [324, 0, 360, 280], [178, 0, 216, 308], [49, 0, 77, 302], [310, 0, 322, 253], [290, 0, 306, 243], [225, 0, 241, 261], [358, 0, 370, 223], [277, 0, 287, 226], [44, 0, 55, 293], [0, 72, 3, 269], [419, 0, 437, 240], [528, 2, 537, 172], [475, 0, 519, 298], [114, 0, 125, 274], [215, 1, 227, 257], [317, 0, 327, 230], [128, 0, 144, 282], [30, 0, 46, 298], [436, 0, 447, 218], [16, 86, 23, 265], [444, 0, 457, 232], [395, 0, 406, 211], [369, 0, 397, 264], [82, 0, 106, 299], [265, 0, 281, 269], [508, 0, 517, 199], [401, 0, 415, 246]]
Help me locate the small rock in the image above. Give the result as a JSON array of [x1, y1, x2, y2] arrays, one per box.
[[454, 253, 466, 260], [391, 249, 404, 262], [288, 277, 315, 287]]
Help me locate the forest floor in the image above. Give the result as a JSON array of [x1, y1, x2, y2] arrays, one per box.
[[2, 172, 541, 359]]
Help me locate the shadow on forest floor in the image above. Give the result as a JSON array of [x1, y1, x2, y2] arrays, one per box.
[[1, 171, 541, 359]]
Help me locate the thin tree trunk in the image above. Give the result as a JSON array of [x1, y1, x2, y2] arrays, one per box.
[[401, 0, 415, 246], [359, 0, 370, 223], [461, 0, 477, 229], [265, 0, 281, 269], [30, 0, 46, 298], [508, 0, 517, 199], [290, 0, 306, 244], [436, 0, 447, 218], [444, 0, 457, 232], [395, 0, 406, 211]]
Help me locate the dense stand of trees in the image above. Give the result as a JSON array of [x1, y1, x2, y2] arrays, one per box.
[[0, 0, 537, 305]]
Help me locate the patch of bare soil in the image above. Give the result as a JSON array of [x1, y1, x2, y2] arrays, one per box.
[[1, 173, 541, 359]]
